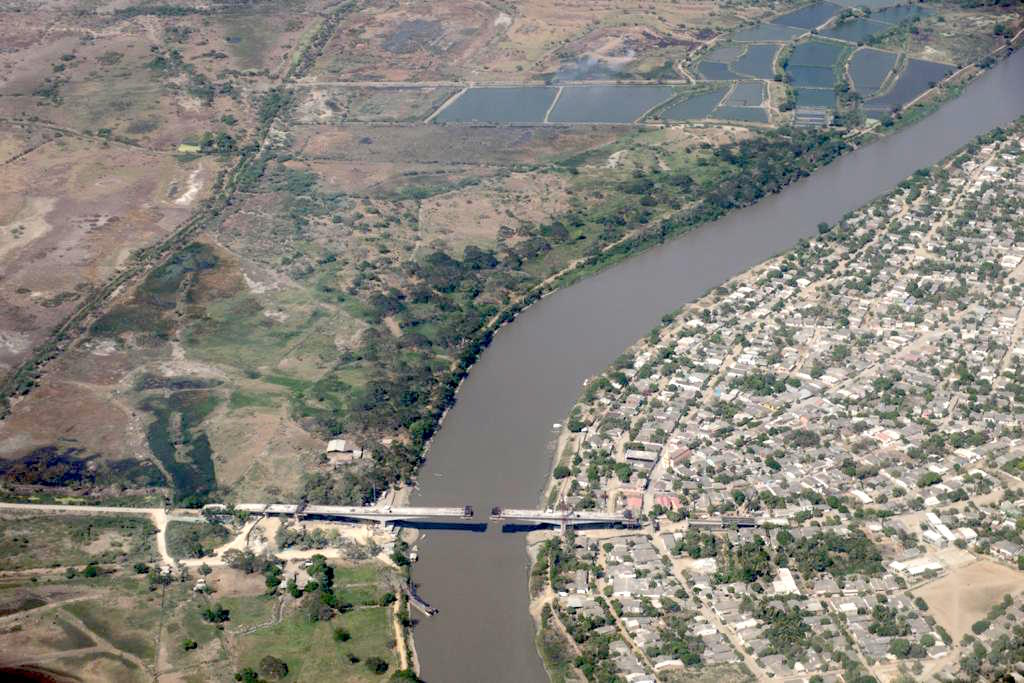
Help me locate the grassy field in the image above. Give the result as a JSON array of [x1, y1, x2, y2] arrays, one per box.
[[0, 566, 402, 682], [0, 513, 155, 570], [165, 521, 232, 560], [65, 595, 162, 661], [235, 605, 397, 682]]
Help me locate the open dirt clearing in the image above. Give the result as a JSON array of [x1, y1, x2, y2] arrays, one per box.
[[914, 558, 1024, 642]]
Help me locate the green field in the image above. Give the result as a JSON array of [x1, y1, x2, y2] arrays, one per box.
[[165, 520, 231, 560], [236, 605, 397, 682], [0, 514, 156, 570]]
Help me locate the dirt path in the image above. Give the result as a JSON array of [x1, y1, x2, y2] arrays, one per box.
[[0, 593, 102, 628], [392, 602, 410, 671]]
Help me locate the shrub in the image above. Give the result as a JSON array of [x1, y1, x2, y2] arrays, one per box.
[[202, 603, 230, 623], [259, 655, 288, 680], [365, 656, 389, 674]]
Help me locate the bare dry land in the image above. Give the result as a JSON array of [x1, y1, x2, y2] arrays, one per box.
[[914, 559, 1024, 642]]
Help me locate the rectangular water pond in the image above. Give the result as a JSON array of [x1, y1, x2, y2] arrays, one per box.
[[712, 106, 769, 123], [795, 87, 837, 108], [732, 24, 805, 42], [548, 85, 676, 123], [725, 82, 765, 107], [789, 40, 845, 67], [821, 17, 891, 43], [733, 44, 780, 79], [848, 47, 898, 95], [864, 58, 953, 111], [435, 87, 556, 123], [657, 89, 728, 120], [698, 61, 738, 81], [705, 45, 745, 62], [772, 1, 842, 29], [786, 65, 835, 88]]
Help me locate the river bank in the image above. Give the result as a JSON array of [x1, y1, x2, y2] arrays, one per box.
[[409, 48, 1024, 683], [526, 115, 1024, 681]]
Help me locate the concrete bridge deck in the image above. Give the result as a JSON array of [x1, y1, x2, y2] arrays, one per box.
[[234, 503, 473, 523], [490, 507, 637, 529]]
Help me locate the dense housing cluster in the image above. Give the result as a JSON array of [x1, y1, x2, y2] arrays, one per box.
[[539, 123, 1024, 682]]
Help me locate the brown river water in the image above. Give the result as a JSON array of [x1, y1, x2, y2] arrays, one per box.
[[410, 50, 1024, 683]]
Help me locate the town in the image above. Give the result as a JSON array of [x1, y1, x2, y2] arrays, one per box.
[[534, 122, 1024, 682]]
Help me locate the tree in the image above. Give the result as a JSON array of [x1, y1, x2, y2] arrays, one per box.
[[553, 465, 571, 479], [234, 669, 260, 683], [199, 563, 212, 576], [182, 639, 198, 651], [258, 655, 288, 680], [203, 603, 230, 623], [334, 627, 351, 642], [365, 656, 389, 674], [889, 638, 911, 657]]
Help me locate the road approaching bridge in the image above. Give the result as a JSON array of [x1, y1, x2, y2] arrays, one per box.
[[234, 503, 473, 525], [490, 507, 637, 532]]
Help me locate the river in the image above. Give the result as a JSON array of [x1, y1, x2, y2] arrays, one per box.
[[410, 51, 1024, 683]]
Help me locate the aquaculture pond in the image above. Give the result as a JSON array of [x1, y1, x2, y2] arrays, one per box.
[[864, 58, 954, 112], [848, 47, 898, 95], [733, 44, 780, 79], [658, 89, 727, 120], [821, 17, 891, 43], [698, 61, 737, 81], [785, 40, 844, 88], [772, 1, 841, 29], [725, 82, 765, 107], [435, 86, 555, 123], [713, 105, 769, 123], [787, 65, 836, 88], [732, 24, 805, 42], [789, 40, 845, 67], [795, 87, 837, 108], [547, 85, 675, 123], [705, 45, 745, 62]]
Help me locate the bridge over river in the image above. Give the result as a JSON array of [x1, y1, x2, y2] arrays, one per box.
[[490, 507, 636, 532], [233, 503, 473, 525]]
